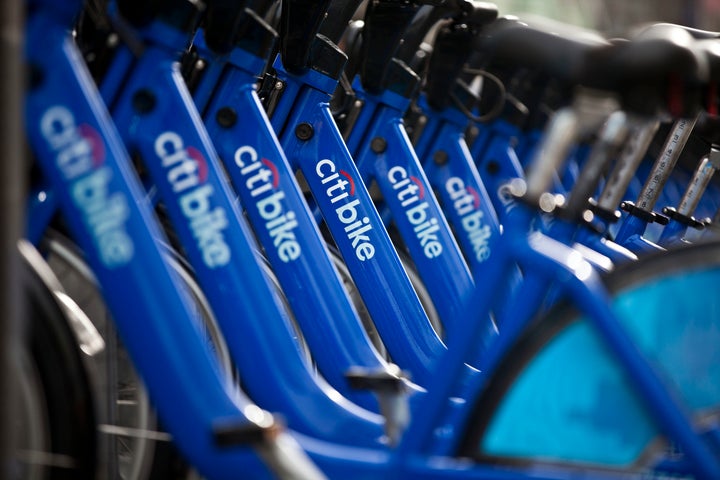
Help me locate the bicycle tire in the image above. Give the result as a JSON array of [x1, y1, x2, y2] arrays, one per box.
[[458, 239, 720, 476], [42, 232, 234, 480], [16, 241, 96, 480]]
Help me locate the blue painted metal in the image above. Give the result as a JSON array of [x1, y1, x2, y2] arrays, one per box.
[[348, 82, 475, 330], [469, 118, 525, 221], [24, 8, 274, 478], [98, 16, 386, 446], [192, 29, 392, 410], [24, 4, 720, 477], [271, 55, 451, 386]]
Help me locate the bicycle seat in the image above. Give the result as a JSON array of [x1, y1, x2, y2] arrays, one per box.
[[633, 22, 720, 40], [475, 16, 610, 86], [586, 24, 706, 88], [697, 38, 720, 83], [583, 24, 708, 115]]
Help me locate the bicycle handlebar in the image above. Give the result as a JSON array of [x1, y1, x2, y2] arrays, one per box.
[[424, 2, 498, 110], [116, 0, 204, 32], [279, 0, 332, 73], [317, 0, 364, 45], [359, 0, 423, 93], [394, 1, 466, 65], [203, 0, 250, 54]]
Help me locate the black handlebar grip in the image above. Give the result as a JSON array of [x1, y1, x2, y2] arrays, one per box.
[[318, 0, 364, 45], [279, 0, 332, 73], [360, 0, 422, 93]]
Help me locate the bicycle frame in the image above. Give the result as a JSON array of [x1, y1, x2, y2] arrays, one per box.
[[409, 94, 520, 325], [269, 52, 451, 386], [24, 5, 287, 478], [95, 9, 386, 446], [395, 203, 720, 479], [468, 117, 525, 221], [346, 78, 475, 329], [190, 25, 393, 411]]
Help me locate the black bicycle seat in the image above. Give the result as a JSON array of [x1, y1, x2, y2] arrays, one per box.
[[585, 24, 706, 89], [474, 16, 610, 86]]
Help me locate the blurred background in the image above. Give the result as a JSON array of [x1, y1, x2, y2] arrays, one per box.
[[492, 0, 720, 34]]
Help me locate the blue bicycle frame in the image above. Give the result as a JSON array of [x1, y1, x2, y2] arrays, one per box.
[[345, 76, 475, 330], [190, 24, 394, 411], [269, 51, 452, 386], [24, 3, 287, 477], [411, 95, 515, 319], [398, 204, 720, 480], [468, 117, 525, 221], [96, 8, 387, 446]]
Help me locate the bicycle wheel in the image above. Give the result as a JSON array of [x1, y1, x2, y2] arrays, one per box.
[[13, 241, 96, 479], [459, 240, 720, 476], [42, 232, 233, 480]]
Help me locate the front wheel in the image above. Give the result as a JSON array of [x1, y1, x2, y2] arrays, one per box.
[[11, 241, 96, 479], [459, 240, 720, 478]]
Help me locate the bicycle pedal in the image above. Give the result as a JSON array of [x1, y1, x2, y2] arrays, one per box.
[[345, 365, 409, 393], [213, 415, 283, 447]]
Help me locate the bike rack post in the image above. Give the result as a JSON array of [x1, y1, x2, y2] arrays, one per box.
[[0, 0, 23, 474]]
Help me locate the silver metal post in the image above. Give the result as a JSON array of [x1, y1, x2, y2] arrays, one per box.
[[635, 115, 698, 212], [677, 147, 720, 217], [597, 118, 660, 212]]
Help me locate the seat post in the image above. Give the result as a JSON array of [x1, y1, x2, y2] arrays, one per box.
[[0, 0, 23, 474]]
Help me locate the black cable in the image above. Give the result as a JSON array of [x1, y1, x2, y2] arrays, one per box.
[[451, 68, 516, 123]]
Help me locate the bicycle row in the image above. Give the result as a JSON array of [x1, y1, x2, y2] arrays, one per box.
[[15, 0, 720, 478]]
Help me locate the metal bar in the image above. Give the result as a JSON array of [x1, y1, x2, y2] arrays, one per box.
[[0, 0, 23, 475]]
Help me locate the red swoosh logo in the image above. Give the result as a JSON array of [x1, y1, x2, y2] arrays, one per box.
[[467, 186, 480, 209], [78, 124, 106, 167], [186, 147, 208, 183], [339, 170, 355, 196], [261, 158, 280, 189], [410, 176, 425, 199]]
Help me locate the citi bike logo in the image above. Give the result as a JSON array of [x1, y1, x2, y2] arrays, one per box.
[[40, 106, 134, 267], [315, 159, 375, 261], [445, 177, 491, 262], [234, 146, 300, 262], [387, 166, 442, 258], [155, 132, 230, 268]]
